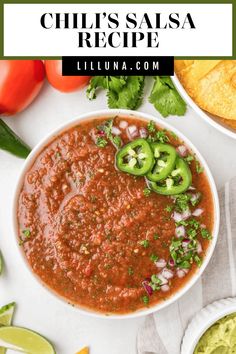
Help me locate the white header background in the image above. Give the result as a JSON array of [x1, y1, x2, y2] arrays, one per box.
[[4, 3, 233, 56]]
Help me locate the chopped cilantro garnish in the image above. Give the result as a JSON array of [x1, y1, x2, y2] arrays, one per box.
[[90, 195, 97, 203], [201, 228, 212, 240], [154, 233, 159, 240], [194, 255, 202, 267], [155, 130, 169, 143], [97, 119, 122, 148], [151, 274, 161, 284], [184, 155, 194, 164], [187, 228, 197, 239], [179, 260, 191, 269], [174, 193, 191, 212], [139, 240, 150, 248], [149, 274, 162, 291], [106, 233, 112, 240], [147, 120, 156, 133], [190, 193, 202, 207], [170, 131, 178, 140], [113, 135, 122, 148], [104, 264, 112, 270], [128, 267, 134, 276], [143, 188, 151, 197], [162, 241, 169, 248], [196, 160, 204, 174], [188, 219, 200, 230], [142, 295, 149, 305], [169, 234, 202, 269], [165, 205, 173, 212], [150, 254, 159, 262], [96, 137, 108, 148], [22, 229, 31, 238]]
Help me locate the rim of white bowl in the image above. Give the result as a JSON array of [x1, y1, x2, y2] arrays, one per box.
[[172, 74, 236, 140], [181, 297, 236, 354], [12, 109, 220, 319]]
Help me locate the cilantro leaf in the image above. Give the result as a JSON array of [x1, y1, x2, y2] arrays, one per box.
[[96, 137, 108, 148], [86, 76, 108, 100], [86, 76, 145, 110], [107, 76, 145, 109], [139, 240, 150, 248], [149, 76, 187, 117]]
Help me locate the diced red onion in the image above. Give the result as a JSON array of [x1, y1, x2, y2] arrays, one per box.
[[155, 259, 167, 268], [142, 279, 153, 296], [190, 193, 201, 205], [98, 130, 105, 136], [172, 211, 183, 223], [111, 126, 121, 135], [175, 226, 185, 238], [182, 239, 191, 248], [183, 268, 189, 274], [119, 120, 128, 129], [161, 284, 170, 292], [188, 186, 196, 191], [126, 125, 139, 140], [176, 145, 188, 157], [192, 208, 204, 217], [201, 224, 206, 229], [197, 241, 202, 254], [172, 209, 191, 222], [162, 268, 174, 280], [139, 127, 148, 138], [177, 269, 186, 278], [157, 274, 168, 285], [182, 208, 191, 220], [168, 258, 175, 267]]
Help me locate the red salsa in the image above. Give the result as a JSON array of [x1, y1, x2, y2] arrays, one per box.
[[17, 116, 214, 314]]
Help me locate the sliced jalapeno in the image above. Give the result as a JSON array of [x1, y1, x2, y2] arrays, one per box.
[[147, 158, 192, 195], [147, 143, 177, 182], [116, 138, 154, 176]]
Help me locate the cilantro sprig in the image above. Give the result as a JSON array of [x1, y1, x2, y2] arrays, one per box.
[[149, 76, 187, 117], [87, 76, 187, 118], [87, 76, 145, 110]]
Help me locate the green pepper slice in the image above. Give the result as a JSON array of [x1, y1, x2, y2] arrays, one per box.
[[0, 119, 31, 159], [116, 138, 154, 176], [147, 143, 177, 182], [147, 158, 192, 195]]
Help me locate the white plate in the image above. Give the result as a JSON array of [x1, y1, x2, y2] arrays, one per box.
[[172, 75, 236, 140], [12, 109, 220, 319], [181, 297, 236, 354]]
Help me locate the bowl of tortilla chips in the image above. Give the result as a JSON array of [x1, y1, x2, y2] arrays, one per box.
[[173, 60, 236, 139]]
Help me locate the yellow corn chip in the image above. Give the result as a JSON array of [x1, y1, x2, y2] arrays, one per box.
[[175, 60, 236, 121], [76, 346, 89, 354]]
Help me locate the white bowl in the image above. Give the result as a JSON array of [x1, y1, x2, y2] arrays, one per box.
[[12, 109, 220, 319], [181, 297, 236, 354], [172, 75, 236, 140]]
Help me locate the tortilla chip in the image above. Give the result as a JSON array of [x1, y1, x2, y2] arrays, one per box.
[[175, 60, 236, 121], [219, 117, 236, 130], [174, 60, 194, 73], [76, 347, 89, 354]]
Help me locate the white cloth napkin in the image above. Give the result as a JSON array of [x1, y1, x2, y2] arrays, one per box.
[[137, 178, 236, 354]]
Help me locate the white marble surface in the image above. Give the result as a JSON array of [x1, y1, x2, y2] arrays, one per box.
[[0, 78, 235, 354]]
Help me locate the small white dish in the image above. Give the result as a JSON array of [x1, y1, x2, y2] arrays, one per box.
[[12, 109, 220, 319], [181, 297, 236, 354], [172, 75, 236, 140]]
